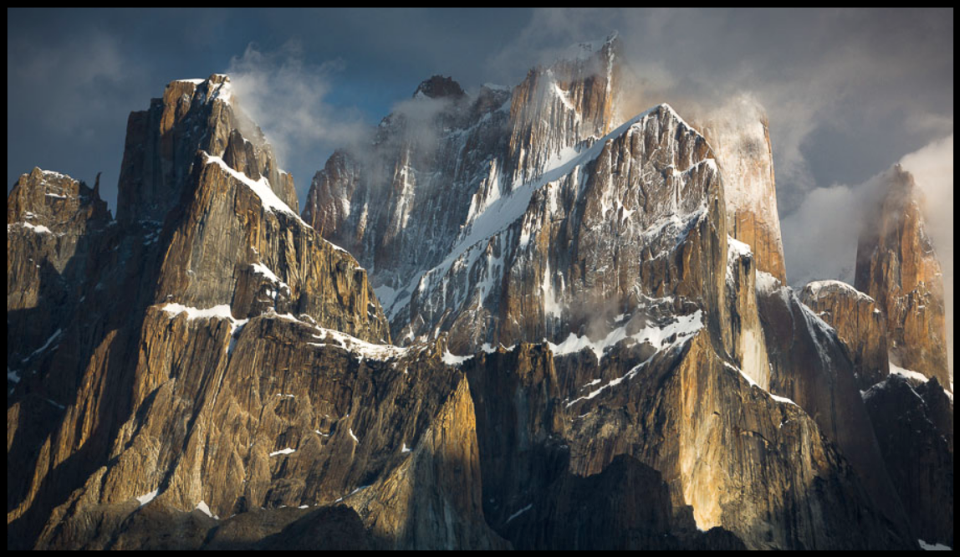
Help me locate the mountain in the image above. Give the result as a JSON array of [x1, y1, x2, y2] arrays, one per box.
[[855, 164, 951, 391], [699, 95, 787, 284], [8, 38, 952, 550]]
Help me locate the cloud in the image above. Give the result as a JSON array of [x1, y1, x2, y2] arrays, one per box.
[[226, 41, 373, 195], [899, 135, 953, 376], [780, 174, 881, 288], [780, 135, 954, 377], [484, 8, 953, 216]]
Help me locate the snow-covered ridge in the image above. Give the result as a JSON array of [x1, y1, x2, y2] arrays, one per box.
[[889, 361, 933, 385], [803, 280, 874, 303], [756, 270, 782, 294], [161, 303, 243, 323], [727, 236, 754, 285], [39, 169, 73, 181], [549, 310, 704, 363], [201, 152, 351, 258], [310, 327, 413, 362], [564, 315, 701, 408], [862, 363, 953, 403], [202, 152, 301, 222], [158, 303, 411, 361], [441, 349, 474, 366], [384, 103, 705, 321], [8, 222, 53, 235], [160, 303, 250, 352], [728, 237, 753, 260]]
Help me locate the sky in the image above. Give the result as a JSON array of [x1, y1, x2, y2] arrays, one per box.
[[7, 8, 953, 295]]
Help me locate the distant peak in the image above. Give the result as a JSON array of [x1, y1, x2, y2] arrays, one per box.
[[557, 31, 621, 64], [30, 167, 74, 183], [413, 75, 465, 100], [167, 74, 231, 90], [886, 163, 917, 191]]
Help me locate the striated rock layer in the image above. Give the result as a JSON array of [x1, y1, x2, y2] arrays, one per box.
[[6, 75, 451, 550], [8, 43, 943, 550]]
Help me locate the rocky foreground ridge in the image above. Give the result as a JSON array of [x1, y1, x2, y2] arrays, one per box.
[[7, 37, 953, 550]]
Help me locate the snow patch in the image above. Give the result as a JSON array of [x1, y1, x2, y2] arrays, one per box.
[[506, 504, 533, 523], [919, 539, 952, 551], [136, 489, 159, 507], [441, 349, 474, 366], [889, 361, 932, 385], [195, 500, 219, 519], [269, 447, 296, 457], [549, 310, 703, 363], [804, 280, 874, 303], [12, 222, 53, 234], [23, 328, 62, 361]]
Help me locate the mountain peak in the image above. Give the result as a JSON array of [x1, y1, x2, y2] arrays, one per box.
[[413, 75, 465, 99], [556, 31, 621, 65]]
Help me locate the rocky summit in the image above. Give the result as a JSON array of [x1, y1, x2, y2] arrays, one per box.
[[7, 37, 953, 551]]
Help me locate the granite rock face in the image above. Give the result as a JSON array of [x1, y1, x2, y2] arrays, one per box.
[[116, 74, 298, 226], [8, 42, 949, 551], [855, 165, 950, 390], [304, 35, 628, 347], [699, 96, 787, 284], [459, 328, 914, 549], [800, 280, 889, 389], [7, 168, 111, 387], [8, 76, 482, 550], [863, 375, 954, 548], [757, 274, 913, 545]]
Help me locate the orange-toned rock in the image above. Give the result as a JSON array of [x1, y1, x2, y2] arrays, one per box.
[[855, 165, 949, 390], [800, 280, 889, 389]]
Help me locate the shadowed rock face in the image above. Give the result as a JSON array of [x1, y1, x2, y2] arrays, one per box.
[[863, 375, 954, 548], [757, 276, 914, 546], [462, 330, 914, 550], [7, 168, 112, 380], [413, 75, 466, 100], [855, 165, 950, 390]]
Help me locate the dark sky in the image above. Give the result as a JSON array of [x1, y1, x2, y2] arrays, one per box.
[[7, 8, 954, 289]]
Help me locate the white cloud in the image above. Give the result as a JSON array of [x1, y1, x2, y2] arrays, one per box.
[[226, 42, 372, 195], [899, 135, 953, 376]]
